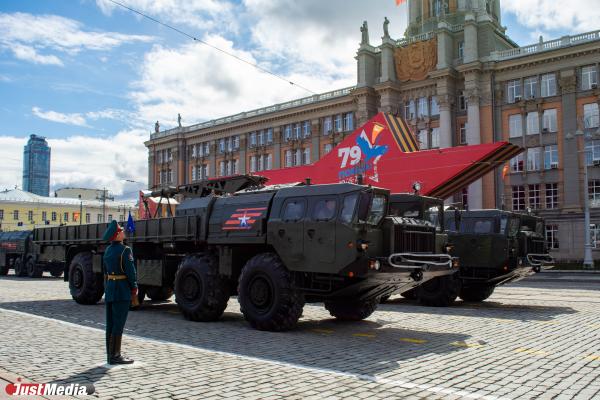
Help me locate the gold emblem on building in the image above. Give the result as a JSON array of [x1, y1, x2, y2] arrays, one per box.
[[394, 38, 438, 82]]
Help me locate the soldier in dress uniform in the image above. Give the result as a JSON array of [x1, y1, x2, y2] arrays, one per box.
[[102, 220, 138, 365]]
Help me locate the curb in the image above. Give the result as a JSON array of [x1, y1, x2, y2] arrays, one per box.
[[540, 270, 600, 274]]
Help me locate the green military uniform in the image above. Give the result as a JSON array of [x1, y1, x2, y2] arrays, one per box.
[[102, 220, 137, 365]]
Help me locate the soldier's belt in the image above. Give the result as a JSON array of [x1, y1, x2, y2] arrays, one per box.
[[105, 274, 128, 280]]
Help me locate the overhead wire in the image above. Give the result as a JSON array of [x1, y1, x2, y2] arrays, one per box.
[[105, 0, 316, 95]]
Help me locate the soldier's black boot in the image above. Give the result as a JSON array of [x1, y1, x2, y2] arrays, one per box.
[[110, 335, 134, 365], [106, 334, 113, 364]]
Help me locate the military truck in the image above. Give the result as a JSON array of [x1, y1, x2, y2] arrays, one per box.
[[0, 230, 63, 278], [31, 176, 456, 331], [385, 194, 553, 306]]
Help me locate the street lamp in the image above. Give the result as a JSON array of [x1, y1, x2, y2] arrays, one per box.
[[575, 126, 595, 269]]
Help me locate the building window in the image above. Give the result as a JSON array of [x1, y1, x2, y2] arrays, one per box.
[[589, 180, 600, 205], [257, 131, 264, 146], [191, 144, 197, 158], [156, 150, 162, 163], [63, 212, 68, 222], [191, 165, 197, 181], [257, 155, 264, 171], [509, 114, 523, 138], [233, 135, 240, 150], [512, 185, 525, 211], [524, 77, 537, 99], [527, 147, 541, 171], [545, 224, 559, 249], [167, 169, 173, 183], [544, 145, 559, 170], [267, 128, 273, 144], [585, 140, 600, 165], [28, 210, 33, 221], [324, 143, 333, 155], [545, 183, 559, 209], [294, 123, 302, 139], [418, 130, 429, 150], [167, 149, 173, 162], [301, 121, 310, 138], [417, 97, 429, 118], [510, 153, 524, 172], [591, 224, 600, 248], [0, 210, 3, 220], [203, 142, 210, 156], [334, 115, 343, 132], [541, 73, 557, 97], [526, 112, 539, 135], [430, 97, 440, 116], [265, 154, 272, 170], [406, 99, 416, 119], [13, 210, 18, 220], [250, 132, 257, 147], [218, 139, 225, 153], [582, 65, 598, 90], [97, 214, 102, 223], [285, 150, 292, 167], [323, 117, 332, 135], [52, 211, 56, 221], [343, 113, 354, 132], [459, 123, 467, 144], [41, 211, 46, 222], [303, 148, 311, 165], [542, 109, 557, 133], [219, 161, 225, 176], [507, 79, 522, 103], [107, 214, 113, 221], [583, 103, 600, 128], [294, 149, 302, 166], [202, 164, 209, 179], [430, 128, 440, 148], [250, 156, 257, 173], [284, 124, 292, 141], [458, 41, 464, 59], [85, 213, 90, 223], [458, 92, 467, 111], [528, 184, 541, 209]]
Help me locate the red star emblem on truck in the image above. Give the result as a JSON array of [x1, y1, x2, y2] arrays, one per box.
[[222, 207, 267, 230]]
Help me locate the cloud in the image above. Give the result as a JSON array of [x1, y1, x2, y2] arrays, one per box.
[[0, 131, 148, 198], [503, 0, 600, 33], [0, 12, 154, 66], [32, 107, 88, 127], [95, 0, 238, 33]]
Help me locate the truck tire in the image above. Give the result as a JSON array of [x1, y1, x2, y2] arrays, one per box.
[[26, 258, 43, 278], [14, 259, 27, 277], [459, 284, 495, 302], [238, 253, 304, 331], [50, 267, 64, 278], [417, 274, 460, 307], [146, 286, 174, 301], [69, 252, 104, 305], [175, 254, 230, 322], [325, 298, 378, 321]]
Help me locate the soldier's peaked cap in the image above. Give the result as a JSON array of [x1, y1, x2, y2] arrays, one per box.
[[102, 220, 123, 241]]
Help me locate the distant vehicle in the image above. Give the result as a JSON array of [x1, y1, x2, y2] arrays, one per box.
[[385, 194, 553, 306], [0, 230, 63, 278], [29, 176, 456, 331]]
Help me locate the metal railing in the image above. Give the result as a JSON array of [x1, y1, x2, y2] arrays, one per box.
[[488, 29, 600, 62], [150, 86, 355, 140]]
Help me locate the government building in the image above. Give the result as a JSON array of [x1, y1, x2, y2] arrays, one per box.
[[145, 0, 600, 263]]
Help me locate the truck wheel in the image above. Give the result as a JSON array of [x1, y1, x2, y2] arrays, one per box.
[[324, 298, 378, 321], [14, 259, 27, 277], [175, 254, 230, 322], [69, 252, 104, 305], [146, 286, 174, 301], [417, 274, 460, 307], [238, 253, 304, 331], [26, 258, 43, 278], [401, 289, 418, 300], [459, 284, 495, 302], [50, 267, 64, 278]]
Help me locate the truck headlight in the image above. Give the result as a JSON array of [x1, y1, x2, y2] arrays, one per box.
[[444, 244, 453, 254]]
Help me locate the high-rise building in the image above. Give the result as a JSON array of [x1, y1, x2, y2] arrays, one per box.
[[146, 1, 600, 262], [23, 134, 51, 197]]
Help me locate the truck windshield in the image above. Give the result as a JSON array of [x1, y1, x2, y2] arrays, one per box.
[[424, 206, 443, 232], [367, 195, 387, 225]]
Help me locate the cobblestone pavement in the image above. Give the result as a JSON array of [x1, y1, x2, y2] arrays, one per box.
[[0, 274, 599, 400]]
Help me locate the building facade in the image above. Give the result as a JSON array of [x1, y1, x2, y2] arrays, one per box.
[[145, 0, 600, 263], [22, 134, 51, 197], [55, 187, 109, 201], [0, 189, 136, 232]]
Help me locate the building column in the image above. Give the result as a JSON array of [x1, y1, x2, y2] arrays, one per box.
[[379, 37, 397, 83], [463, 13, 479, 64], [466, 88, 483, 210], [438, 94, 454, 148], [311, 119, 321, 163], [208, 140, 216, 179], [560, 69, 581, 212], [353, 86, 379, 127], [147, 150, 154, 189], [238, 136, 247, 175], [273, 127, 282, 169], [378, 86, 401, 114], [436, 22, 452, 70]]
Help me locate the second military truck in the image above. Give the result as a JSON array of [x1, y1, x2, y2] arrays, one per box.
[[31, 177, 456, 331]]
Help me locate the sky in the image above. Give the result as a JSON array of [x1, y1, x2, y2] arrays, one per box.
[[0, 0, 597, 200]]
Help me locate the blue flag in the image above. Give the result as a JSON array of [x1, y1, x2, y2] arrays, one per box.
[[126, 211, 135, 233]]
